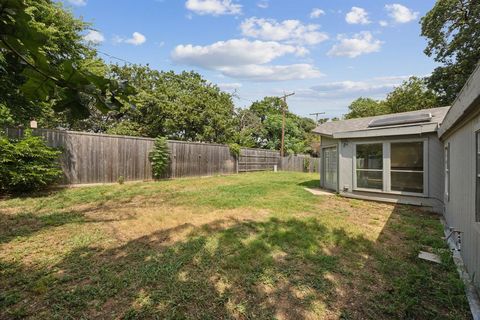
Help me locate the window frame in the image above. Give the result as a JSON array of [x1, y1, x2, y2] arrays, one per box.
[[476, 131, 480, 222], [354, 142, 384, 191], [445, 142, 450, 202], [353, 138, 428, 197]]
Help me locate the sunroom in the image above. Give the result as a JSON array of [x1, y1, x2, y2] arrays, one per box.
[[313, 107, 450, 213]]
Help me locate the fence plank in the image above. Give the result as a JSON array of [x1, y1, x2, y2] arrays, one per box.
[[4, 128, 319, 184]]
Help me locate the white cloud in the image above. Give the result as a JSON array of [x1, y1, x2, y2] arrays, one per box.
[[345, 7, 370, 25], [220, 64, 323, 81], [310, 8, 325, 19], [296, 75, 411, 100], [185, 0, 242, 16], [257, 0, 269, 9], [83, 30, 104, 44], [240, 17, 328, 45], [217, 82, 242, 90], [385, 4, 419, 23], [328, 32, 382, 58], [379, 20, 389, 27], [172, 39, 307, 67], [171, 39, 321, 81], [114, 32, 147, 46], [67, 0, 86, 6]]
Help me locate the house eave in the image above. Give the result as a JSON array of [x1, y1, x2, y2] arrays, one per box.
[[332, 123, 439, 139]]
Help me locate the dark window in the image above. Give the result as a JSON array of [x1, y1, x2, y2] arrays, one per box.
[[356, 144, 383, 190], [391, 142, 424, 193]]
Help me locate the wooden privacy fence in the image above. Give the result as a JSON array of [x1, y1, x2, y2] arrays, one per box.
[[238, 148, 280, 172], [280, 154, 320, 173], [5, 128, 319, 185]]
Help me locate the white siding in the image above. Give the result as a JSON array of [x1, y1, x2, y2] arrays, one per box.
[[444, 112, 480, 290]]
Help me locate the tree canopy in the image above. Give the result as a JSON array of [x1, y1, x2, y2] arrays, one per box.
[[345, 77, 439, 119], [0, 0, 134, 125], [421, 0, 480, 105]]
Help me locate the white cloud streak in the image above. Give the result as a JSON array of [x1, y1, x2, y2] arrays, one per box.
[[385, 4, 419, 23], [310, 8, 325, 19], [114, 32, 147, 46], [185, 0, 242, 16], [240, 17, 328, 45], [345, 7, 370, 25], [171, 39, 322, 81], [67, 0, 87, 6], [83, 30, 104, 44], [328, 32, 382, 58]]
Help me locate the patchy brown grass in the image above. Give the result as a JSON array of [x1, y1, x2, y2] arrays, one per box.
[[0, 172, 471, 319]]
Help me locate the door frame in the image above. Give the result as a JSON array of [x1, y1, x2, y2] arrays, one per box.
[[321, 145, 338, 191]]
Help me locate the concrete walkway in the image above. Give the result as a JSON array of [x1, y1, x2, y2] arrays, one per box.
[[304, 187, 336, 196]]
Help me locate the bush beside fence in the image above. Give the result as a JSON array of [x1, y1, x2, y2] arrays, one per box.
[[5, 128, 319, 185]]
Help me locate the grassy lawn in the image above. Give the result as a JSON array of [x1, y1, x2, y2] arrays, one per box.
[[0, 172, 471, 319]]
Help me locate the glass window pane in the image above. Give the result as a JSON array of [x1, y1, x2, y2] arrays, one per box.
[[391, 171, 423, 193], [357, 171, 383, 189], [391, 142, 424, 171], [356, 144, 383, 170]]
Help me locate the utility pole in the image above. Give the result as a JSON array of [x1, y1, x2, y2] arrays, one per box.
[[309, 112, 326, 124], [279, 92, 295, 157]]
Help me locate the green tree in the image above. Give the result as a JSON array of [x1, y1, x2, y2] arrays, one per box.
[[421, 0, 480, 105], [344, 98, 388, 119], [384, 77, 439, 113], [234, 97, 315, 154], [0, 131, 62, 193], [0, 0, 133, 125], [104, 65, 236, 143]]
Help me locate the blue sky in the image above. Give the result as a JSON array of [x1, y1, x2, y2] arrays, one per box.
[[63, 0, 438, 118]]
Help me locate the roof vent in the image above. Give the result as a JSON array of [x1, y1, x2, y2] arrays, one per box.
[[368, 113, 432, 128]]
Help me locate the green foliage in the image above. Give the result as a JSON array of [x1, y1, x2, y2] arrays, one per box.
[[0, 0, 134, 124], [345, 77, 440, 119], [345, 98, 388, 119], [384, 77, 439, 113], [101, 65, 235, 143], [117, 176, 125, 185], [231, 97, 316, 155], [228, 143, 241, 158], [421, 0, 480, 105], [303, 157, 311, 172], [0, 131, 62, 193], [149, 137, 170, 179]]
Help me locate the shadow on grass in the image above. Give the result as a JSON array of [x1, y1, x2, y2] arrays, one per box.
[[0, 205, 471, 319], [0, 210, 134, 245], [0, 216, 374, 319], [297, 179, 321, 189]]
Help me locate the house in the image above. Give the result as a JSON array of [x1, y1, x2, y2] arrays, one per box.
[[313, 106, 450, 213], [313, 62, 480, 294], [438, 62, 480, 291]]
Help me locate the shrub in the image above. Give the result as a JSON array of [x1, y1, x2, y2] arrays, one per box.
[[0, 131, 62, 193], [228, 143, 241, 158], [149, 137, 170, 179], [303, 157, 311, 172], [117, 176, 125, 185]]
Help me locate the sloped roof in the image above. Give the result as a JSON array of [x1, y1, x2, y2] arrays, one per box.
[[313, 106, 451, 138]]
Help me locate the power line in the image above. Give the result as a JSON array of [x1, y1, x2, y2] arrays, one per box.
[[96, 50, 135, 65], [309, 112, 326, 123]]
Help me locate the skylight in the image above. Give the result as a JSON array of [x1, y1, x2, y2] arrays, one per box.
[[368, 113, 433, 128]]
